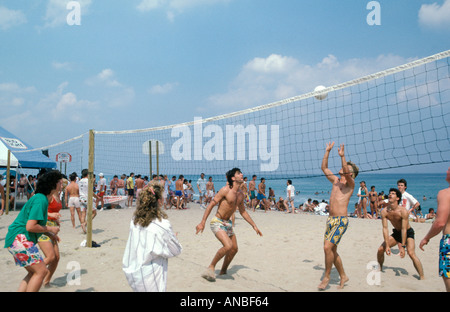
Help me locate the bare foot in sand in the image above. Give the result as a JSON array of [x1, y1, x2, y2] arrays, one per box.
[[337, 276, 349, 289], [201, 268, 216, 282], [318, 277, 330, 290]]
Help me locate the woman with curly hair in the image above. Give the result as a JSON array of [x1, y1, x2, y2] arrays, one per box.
[[122, 182, 182, 292]]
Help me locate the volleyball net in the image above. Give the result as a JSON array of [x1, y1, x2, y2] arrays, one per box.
[[21, 50, 450, 179]]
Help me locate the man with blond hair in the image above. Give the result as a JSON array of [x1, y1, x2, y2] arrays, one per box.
[[319, 142, 358, 290]]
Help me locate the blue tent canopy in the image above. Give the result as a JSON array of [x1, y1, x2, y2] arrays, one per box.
[[0, 126, 56, 169]]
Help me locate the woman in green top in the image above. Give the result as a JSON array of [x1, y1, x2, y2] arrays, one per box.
[[4, 170, 63, 292]]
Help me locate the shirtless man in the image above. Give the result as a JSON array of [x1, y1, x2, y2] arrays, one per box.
[[420, 166, 450, 291], [195, 168, 262, 282], [276, 197, 286, 211], [240, 177, 249, 209], [65, 174, 82, 228], [205, 177, 215, 207], [175, 175, 184, 210], [18, 174, 27, 199], [377, 188, 425, 280], [117, 175, 125, 196], [368, 185, 379, 218], [249, 175, 257, 210], [135, 174, 145, 207], [110, 175, 118, 195], [319, 142, 358, 290], [256, 178, 269, 212]]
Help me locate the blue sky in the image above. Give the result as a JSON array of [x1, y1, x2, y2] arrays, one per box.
[[1, 0, 450, 152]]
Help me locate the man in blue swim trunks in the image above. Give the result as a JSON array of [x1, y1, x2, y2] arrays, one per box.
[[196, 168, 262, 282], [420, 166, 450, 291], [175, 175, 185, 209], [256, 178, 269, 212], [319, 142, 358, 290]]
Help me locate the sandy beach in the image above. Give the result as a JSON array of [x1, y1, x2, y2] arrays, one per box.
[[0, 201, 445, 293]]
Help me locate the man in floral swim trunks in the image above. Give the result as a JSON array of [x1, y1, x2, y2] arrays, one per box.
[[196, 168, 262, 282], [4, 170, 62, 292], [319, 142, 358, 290], [420, 166, 450, 292]]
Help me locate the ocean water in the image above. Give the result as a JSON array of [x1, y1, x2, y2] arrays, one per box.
[[175, 172, 447, 214], [11, 170, 447, 214]]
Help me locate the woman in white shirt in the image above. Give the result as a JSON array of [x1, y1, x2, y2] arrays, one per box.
[[122, 182, 182, 292]]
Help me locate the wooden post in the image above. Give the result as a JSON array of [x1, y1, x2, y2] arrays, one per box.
[[156, 141, 159, 176], [149, 141, 152, 177], [86, 129, 95, 248], [5, 150, 11, 215]]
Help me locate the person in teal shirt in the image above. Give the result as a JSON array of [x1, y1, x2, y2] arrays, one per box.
[[4, 170, 62, 292]]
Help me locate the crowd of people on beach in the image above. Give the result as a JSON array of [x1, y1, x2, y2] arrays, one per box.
[[1, 152, 449, 293], [349, 180, 436, 223], [0, 169, 437, 226], [0, 174, 38, 215]]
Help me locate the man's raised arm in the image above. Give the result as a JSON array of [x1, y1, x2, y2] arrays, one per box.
[[338, 143, 355, 189], [322, 142, 336, 183]]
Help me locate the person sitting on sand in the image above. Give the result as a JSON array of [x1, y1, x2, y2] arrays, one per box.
[[195, 168, 262, 282], [276, 197, 286, 211], [303, 198, 315, 212], [421, 208, 436, 222]]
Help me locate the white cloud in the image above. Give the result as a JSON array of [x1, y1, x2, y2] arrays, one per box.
[[43, 0, 92, 28], [244, 54, 298, 74], [169, 0, 231, 11], [36, 82, 98, 121], [0, 83, 36, 93], [52, 61, 72, 70], [148, 82, 178, 94], [86, 69, 122, 87], [136, 0, 231, 20], [207, 53, 415, 111], [0, 6, 27, 30], [137, 0, 164, 12], [0, 82, 100, 147], [0, 111, 37, 143], [419, 0, 450, 30], [0, 82, 36, 112], [85, 69, 135, 107]]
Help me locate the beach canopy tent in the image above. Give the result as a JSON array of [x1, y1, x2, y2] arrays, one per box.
[[0, 126, 56, 169], [0, 140, 19, 167]]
